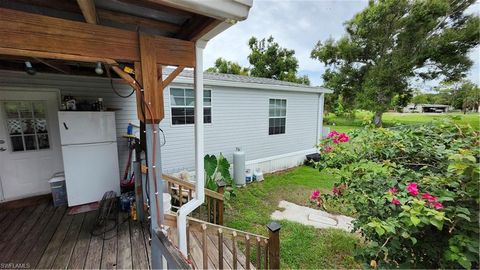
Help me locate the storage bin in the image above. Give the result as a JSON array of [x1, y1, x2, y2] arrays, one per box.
[[49, 172, 67, 206]]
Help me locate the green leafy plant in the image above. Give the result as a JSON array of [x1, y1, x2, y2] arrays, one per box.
[[314, 121, 479, 269], [204, 153, 236, 204]]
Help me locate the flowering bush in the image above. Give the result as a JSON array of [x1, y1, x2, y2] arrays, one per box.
[[317, 130, 350, 155], [314, 121, 479, 269]]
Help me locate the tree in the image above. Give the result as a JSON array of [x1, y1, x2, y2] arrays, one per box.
[[311, 0, 479, 126], [457, 80, 480, 112], [206, 57, 249, 75], [248, 36, 310, 85]]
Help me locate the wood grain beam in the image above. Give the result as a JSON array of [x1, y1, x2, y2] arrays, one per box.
[[0, 48, 116, 65], [139, 32, 164, 122], [0, 8, 195, 67], [76, 0, 97, 24], [5, 0, 181, 33], [98, 9, 181, 33], [161, 66, 185, 89], [134, 62, 146, 123], [33, 58, 71, 74], [178, 16, 221, 41]]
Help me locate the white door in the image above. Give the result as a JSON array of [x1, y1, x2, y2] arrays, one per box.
[[0, 90, 63, 201]]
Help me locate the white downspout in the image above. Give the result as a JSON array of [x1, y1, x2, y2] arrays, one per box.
[[177, 40, 207, 257], [316, 93, 325, 143]]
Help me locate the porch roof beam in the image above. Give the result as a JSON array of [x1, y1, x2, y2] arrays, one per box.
[[0, 7, 195, 67], [76, 0, 98, 24]]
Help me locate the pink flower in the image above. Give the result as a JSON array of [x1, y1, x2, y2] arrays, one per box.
[[422, 193, 438, 203], [324, 145, 333, 152], [391, 198, 401, 205], [338, 133, 350, 142], [327, 130, 339, 138], [333, 138, 340, 144], [332, 187, 339, 195], [388, 187, 398, 193], [310, 189, 320, 200], [434, 202, 443, 210], [406, 182, 419, 196]]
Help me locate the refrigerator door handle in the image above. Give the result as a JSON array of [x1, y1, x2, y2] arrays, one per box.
[[63, 122, 69, 130], [63, 141, 115, 147]]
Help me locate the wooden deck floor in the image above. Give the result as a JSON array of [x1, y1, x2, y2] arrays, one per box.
[[0, 203, 151, 269]]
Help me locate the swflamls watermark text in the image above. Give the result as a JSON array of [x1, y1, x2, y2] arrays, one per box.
[[0, 263, 31, 269]]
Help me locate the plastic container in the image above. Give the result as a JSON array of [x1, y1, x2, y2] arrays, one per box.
[[245, 169, 253, 183], [233, 147, 246, 186], [48, 173, 67, 206], [253, 168, 264, 182], [163, 193, 172, 213]]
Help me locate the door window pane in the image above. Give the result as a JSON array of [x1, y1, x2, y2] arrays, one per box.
[[24, 135, 37, 150], [33, 102, 46, 118], [11, 136, 24, 151], [22, 119, 35, 134], [7, 119, 22, 135], [35, 119, 48, 133], [18, 101, 33, 118], [5, 102, 19, 118], [3, 101, 50, 151], [37, 134, 50, 149]]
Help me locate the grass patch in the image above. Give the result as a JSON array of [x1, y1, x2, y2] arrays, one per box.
[[225, 166, 360, 269], [325, 111, 480, 133]]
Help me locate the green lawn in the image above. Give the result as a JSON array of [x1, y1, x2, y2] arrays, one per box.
[[325, 111, 480, 133], [225, 166, 360, 269]]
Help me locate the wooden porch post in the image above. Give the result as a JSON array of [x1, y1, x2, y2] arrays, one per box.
[[266, 222, 281, 269], [216, 181, 226, 225]]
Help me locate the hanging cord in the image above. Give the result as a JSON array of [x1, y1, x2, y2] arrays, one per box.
[[108, 70, 135, 98]]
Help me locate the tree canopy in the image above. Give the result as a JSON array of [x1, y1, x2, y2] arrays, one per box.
[[206, 57, 249, 75], [248, 36, 310, 85], [311, 0, 479, 126]]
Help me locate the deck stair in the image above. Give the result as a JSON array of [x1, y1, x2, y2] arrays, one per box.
[[147, 172, 281, 269], [164, 213, 278, 270]]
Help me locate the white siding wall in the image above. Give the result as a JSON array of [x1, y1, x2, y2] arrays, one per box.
[[0, 71, 322, 175], [0, 71, 138, 177], [161, 83, 320, 173]]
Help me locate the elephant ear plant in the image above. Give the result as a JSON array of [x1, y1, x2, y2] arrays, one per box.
[[204, 154, 235, 203]]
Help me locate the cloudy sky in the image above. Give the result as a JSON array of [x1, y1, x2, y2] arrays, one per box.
[[204, 0, 480, 89]]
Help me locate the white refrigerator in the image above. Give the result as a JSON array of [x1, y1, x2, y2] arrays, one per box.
[[58, 111, 120, 206]]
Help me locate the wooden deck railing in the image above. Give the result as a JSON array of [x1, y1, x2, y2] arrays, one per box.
[[162, 174, 225, 225], [164, 213, 281, 269], [141, 166, 225, 225]]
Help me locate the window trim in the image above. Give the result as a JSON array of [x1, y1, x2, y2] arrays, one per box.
[[168, 86, 213, 127], [268, 98, 287, 136]]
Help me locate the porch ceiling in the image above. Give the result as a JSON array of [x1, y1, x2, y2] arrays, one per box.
[[0, 0, 250, 77]]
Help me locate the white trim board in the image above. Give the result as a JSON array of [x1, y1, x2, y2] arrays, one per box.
[[245, 148, 317, 166]]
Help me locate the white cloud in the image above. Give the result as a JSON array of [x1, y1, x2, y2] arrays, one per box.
[[204, 0, 480, 87]]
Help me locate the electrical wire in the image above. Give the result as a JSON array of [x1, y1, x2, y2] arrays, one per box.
[[110, 76, 135, 98]]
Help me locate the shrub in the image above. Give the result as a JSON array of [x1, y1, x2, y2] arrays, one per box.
[[314, 121, 479, 269]]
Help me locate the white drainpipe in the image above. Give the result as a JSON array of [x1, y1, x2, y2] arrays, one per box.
[[177, 41, 207, 257]]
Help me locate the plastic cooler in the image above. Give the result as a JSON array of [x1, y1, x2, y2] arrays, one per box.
[[49, 172, 68, 206]]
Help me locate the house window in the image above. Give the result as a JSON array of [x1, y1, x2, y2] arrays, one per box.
[[269, 99, 286, 135], [4, 101, 50, 152], [170, 88, 211, 125]]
